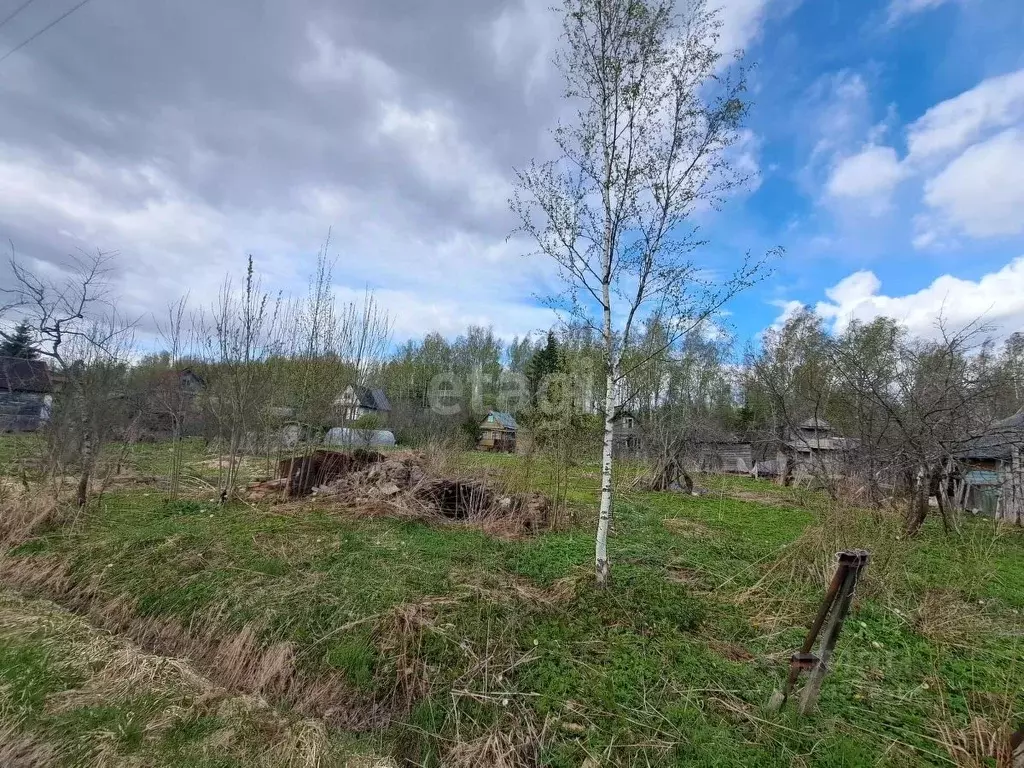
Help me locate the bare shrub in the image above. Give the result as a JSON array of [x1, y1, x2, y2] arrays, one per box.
[[444, 715, 543, 768]]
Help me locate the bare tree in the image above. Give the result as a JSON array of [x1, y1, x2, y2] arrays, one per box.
[[512, 0, 772, 584], [1, 249, 136, 506], [196, 256, 283, 502], [154, 293, 192, 498]]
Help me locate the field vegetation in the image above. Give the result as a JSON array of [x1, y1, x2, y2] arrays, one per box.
[[1, 435, 1021, 767]]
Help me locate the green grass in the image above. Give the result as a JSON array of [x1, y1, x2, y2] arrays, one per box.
[[1, 440, 1022, 766]]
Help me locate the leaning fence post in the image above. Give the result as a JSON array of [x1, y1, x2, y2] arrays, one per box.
[[771, 549, 870, 714]]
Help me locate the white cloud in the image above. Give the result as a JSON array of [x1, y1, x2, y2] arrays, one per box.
[[921, 129, 1024, 238], [376, 102, 512, 219], [906, 68, 1024, 164], [887, 0, 954, 25], [826, 144, 906, 210], [812, 67, 1024, 245], [769, 298, 806, 330], [714, 0, 776, 55], [0, 143, 556, 343], [298, 30, 400, 93], [814, 257, 1024, 339]]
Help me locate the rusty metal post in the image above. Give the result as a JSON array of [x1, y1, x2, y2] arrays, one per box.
[[772, 549, 869, 713], [798, 549, 869, 714]]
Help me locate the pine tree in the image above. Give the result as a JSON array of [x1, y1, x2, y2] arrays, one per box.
[[0, 321, 39, 359], [526, 330, 562, 406]]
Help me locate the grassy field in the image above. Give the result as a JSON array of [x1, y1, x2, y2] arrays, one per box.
[[0, 435, 1022, 766]]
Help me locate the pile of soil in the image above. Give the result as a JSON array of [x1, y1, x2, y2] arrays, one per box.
[[247, 450, 551, 534]]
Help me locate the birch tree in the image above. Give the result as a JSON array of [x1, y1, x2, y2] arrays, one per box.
[[512, 0, 771, 584]]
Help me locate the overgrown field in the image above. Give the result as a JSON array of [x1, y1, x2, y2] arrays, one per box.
[[0, 436, 1022, 766]]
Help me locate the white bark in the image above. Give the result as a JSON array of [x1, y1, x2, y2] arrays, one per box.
[[596, 367, 616, 585], [1005, 445, 1023, 525]]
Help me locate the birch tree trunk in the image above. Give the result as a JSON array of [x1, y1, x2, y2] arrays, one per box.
[[596, 366, 616, 586]]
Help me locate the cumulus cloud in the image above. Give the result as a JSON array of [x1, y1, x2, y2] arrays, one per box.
[[813, 257, 1024, 339], [815, 67, 1024, 245], [906, 69, 1024, 164], [921, 130, 1024, 238], [826, 144, 906, 210]]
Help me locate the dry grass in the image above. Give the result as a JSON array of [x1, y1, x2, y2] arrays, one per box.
[[661, 517, 712, 538], [934, 685, 1021, 768], [0, 587, 393, 767], [0, 721, 54, 768], [443, 715, 543, 768], [0, 482, 64, 550], [0, 554, 384, 730], [911, 589, 993, 648]]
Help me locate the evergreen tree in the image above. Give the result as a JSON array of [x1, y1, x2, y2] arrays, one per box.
[[526, 331, 562, 406], [0, 321, 39, 359]]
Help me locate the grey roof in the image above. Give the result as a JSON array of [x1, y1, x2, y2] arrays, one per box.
[[797, 416, 833, 431], [0, 357, 52, 393], [487, 411, 517, 430], [954, 409, 1024, 461], [352, 385, 391, 412], [785, 436, 858, 453]]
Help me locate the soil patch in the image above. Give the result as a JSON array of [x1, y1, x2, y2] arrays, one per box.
[[249, 450, 552, 535]]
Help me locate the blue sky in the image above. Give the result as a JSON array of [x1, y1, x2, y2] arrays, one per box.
[[1, 0, 1022, 348], [709, 0, 1024, 342]]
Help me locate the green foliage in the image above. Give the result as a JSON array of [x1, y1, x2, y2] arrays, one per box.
[[0, 320, 39, 359], [1, 441, 1022, 766], [351, 411, 385, 430]]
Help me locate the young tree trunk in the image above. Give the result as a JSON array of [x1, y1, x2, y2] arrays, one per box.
[[596, 367, 616, 587], [1004, 446, 1023, 525], [76, 427, 93, 509], [905, 465, 930, 535]]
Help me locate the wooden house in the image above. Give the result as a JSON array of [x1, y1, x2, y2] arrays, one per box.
[[0, 356, 53, 432], [334, 384, 392, 422], [778, 417, 857, 481], [611, 411, 640, 456], [477, 411, 517, 452], [698, 436, 753, 474], [953, 409, 1024, 522]]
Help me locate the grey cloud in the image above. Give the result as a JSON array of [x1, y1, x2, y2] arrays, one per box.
[[0, 0, 774, 339]]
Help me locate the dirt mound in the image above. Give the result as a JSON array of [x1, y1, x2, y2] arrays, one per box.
[[247, 450, 551, 534]]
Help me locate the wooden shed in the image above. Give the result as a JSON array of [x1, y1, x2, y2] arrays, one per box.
[[953, 409, 1024, 523], [477, 411, 517, 453]]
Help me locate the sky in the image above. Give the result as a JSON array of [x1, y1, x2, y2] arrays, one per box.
[[1, 0, 1023, 349]]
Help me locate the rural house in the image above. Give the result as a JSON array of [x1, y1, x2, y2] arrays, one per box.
[[335, 384, 392, 422], [777, 417, 857, 481], [611, 411, 640, 456], [135, 368, 205, 435], [0, 356, 53, 432], [477, 410, 517, 452], [698, 435, 753, 474], [953, 409, 1024, 521]]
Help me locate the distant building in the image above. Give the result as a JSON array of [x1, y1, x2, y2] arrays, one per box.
[[777, 417, 858, 481], [611, 411, 640, 456], [335, 384, 392, 421], [134, 368, 205, 435], [698, 436, 753, 474], [0, 356, 53, 432], [953, 409, 1024, 521], [477, 411, 517, 453]]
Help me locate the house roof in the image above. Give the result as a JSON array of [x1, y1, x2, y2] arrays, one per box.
[[0, 357, 52, 393], [954, 409, 1024, 460], [797, 416, 832, 431], [486, 411, 517, 430], [351, 385, 391, 412], [785, 436, 857, 453]]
